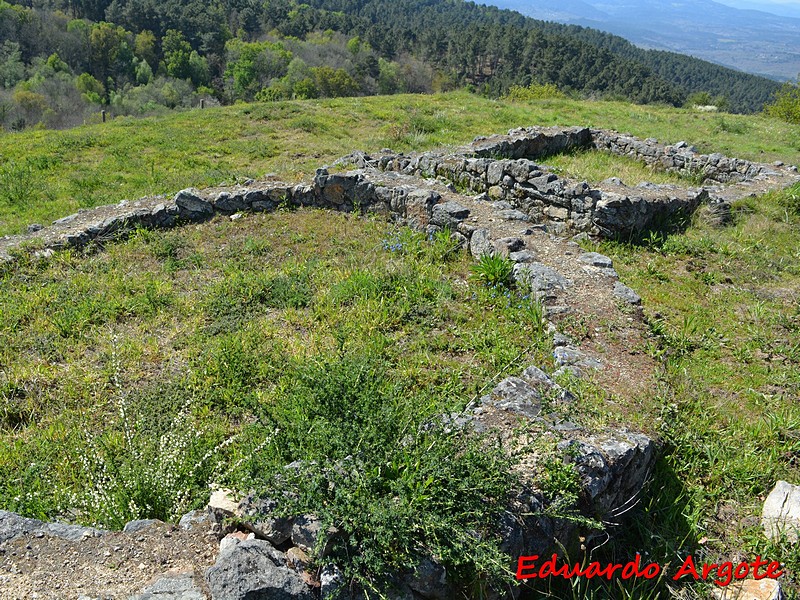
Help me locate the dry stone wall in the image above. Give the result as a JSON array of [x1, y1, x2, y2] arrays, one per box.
[[339, 127, 713, 238], [591, 129, 785, 184], [4, 126, 797, 265]]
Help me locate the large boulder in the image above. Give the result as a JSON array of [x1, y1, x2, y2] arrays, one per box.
[[205, 539, 313, 600]]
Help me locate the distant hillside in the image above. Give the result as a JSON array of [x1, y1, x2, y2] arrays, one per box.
[[488, 0, 800, 81], [0, 0, 784, 132], [301, 0, 781, 111]]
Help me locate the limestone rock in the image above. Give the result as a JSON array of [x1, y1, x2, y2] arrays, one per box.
[[175, 189, 213, 221], [286, 546, 312, 573], [178, 510, 210, 532], [512, 262, 571, 293], [214, 191, 248, 214], [712, 579, 783, 600], [552, 332, 570, 347], [499, 209, 529, 221], [431, 201, 470, 228], [208, 489, 239, 515], [554, 346, 602, 371], [123, 519, 161, 534], [292, 514, 325, 554], [508, 250, 537, 263], [402, 558, 449, 600], [469, 228, 494, 258], [130, 572, 204, 600], [0, 510, 102, 544], [578, 252, 613, 269], [480, 377, 541, 418], [494, 237, 524, 256], [762, 480, 800, 542], [205, 539, 312, 600], [237, 495, 294, 545], [405, 189, 439, 228], [449, 231, 468, 249], [613, 282, 641, 305], [320, 564, 345, 600], [560, 430, 656, 517], [520, 365, 556, 391]]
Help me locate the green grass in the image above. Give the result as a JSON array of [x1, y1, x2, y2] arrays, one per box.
[[0, 90, 798, 235], [0, 209, 583, 594], [545, 149, 691, 186], [577, 182, 800, 598], [2, 91, 800, 597]]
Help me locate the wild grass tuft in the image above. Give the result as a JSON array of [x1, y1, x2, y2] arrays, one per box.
[[470, 253, 514, 288]]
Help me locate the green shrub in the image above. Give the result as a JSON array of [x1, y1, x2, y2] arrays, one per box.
[[206, 267, 313, 318], [240, 352, 518, 594], [764, 82, 800, 124], [780, 183, 800, 217], [72, 377, 231, 528]]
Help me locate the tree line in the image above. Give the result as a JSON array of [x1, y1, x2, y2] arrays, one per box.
[[0, 0, 785, 131]]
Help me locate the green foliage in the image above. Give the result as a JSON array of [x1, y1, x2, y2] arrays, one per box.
[[685, 90, 713, 106], [205, 266, 313, 332], [225, 38, 292, 101], [89, 22, 134, 92], [310, 66, 359, 98], [779, 183, 800, 217], [1, 90, 799, 234], [242, 351, 518, 593], [75, 72, 105, 104], [764, 81, 800, 124], [0, 0, 786, 132], [713, 115, 748, 134], [134, 58, 153, 85], [0, 41, 25, 89], [133, 30, 158, 72], [46, 53, 70, 74], [470, 253, 514, 288], [73, 379, 230, 528], [0, 160, 48, 208], [162, 29, 193, 81], [377, 57, 402, 95], [346, 35, 361, 55]]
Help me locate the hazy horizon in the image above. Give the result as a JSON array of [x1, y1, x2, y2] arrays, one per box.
[[485, 0, 800, 80], [691, 0, 800, 18]]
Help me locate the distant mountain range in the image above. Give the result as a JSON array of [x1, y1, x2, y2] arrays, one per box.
[[718, 1, 800, 20], [486, 0, 800, 81]]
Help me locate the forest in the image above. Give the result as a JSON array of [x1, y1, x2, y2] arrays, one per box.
[[0, 0, 785, 130]]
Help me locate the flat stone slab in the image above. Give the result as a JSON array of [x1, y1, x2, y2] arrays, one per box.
[[512, 262, 572, 292], [0, 510, 103, 544], [578, 252, 613, 268], [762, 480, 800, 542]]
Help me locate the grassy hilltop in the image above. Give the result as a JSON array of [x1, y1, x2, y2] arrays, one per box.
[[1, 92, 800, 598], [1, 90, 799, 235]]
